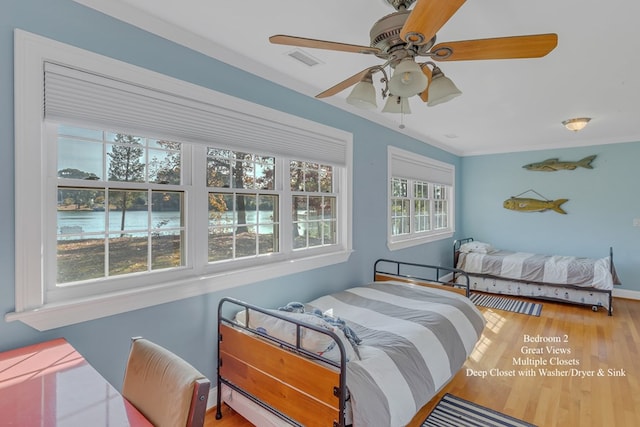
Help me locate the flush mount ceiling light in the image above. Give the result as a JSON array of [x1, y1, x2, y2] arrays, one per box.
[[562, 117, 591, 132]]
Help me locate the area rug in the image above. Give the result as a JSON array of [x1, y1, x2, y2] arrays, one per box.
[[470, 292, 542, 316], [422, 393, 537, 427]]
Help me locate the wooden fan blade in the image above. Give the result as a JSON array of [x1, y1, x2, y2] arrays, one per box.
[[401, 0, 466, 45], [316, 68, 376, 99], [431, 33, 558, 61], [269, 35, 381, 55], [419, 65, 433, 103]]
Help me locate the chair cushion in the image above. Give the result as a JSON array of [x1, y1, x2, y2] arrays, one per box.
[[123, 339, 207, 427]]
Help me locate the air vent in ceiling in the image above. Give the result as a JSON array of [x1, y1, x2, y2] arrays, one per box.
[[287, 49, 322, 67]]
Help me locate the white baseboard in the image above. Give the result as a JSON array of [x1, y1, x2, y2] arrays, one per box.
[[207, 386, 217, 410], [613, 288, 640, 300]]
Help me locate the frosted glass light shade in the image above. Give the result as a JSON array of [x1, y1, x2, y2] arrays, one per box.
[[427, 73, 462, 106], [346, 80, 377, 110], [562, 117, 591, 131], [388, 59, 428, 97], [382, 95, 411, 114]]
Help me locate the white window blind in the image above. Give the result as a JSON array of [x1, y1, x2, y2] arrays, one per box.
[[388, 146, 454, 185], [44, 62, 348, 166]]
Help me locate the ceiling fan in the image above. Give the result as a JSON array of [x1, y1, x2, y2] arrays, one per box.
[[269, 0, 558, 112]]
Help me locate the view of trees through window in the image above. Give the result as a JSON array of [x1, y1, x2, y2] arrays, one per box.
[[206, 149, 278, 262], [390, 177, 450, 237], [56, 126, 184, 284], [56, 126, 341, 286]]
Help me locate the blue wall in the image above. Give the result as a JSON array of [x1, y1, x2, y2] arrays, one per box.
[[1, 0, 460, 390], [460, 143, 640, 291]]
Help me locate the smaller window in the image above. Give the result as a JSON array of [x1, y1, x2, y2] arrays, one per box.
[[388, 147, 455, 250]]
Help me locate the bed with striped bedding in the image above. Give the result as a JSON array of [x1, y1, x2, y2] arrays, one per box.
[[307, 281, 485, 427], [216, 260, 485, 427], [453, 238, 621, 315]]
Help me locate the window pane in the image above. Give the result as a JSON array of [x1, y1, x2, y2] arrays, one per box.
[[108, 190, 148, 232], [391, 177, 408, 197], [290, 161, 303, 191], [57, 237, 105, 284], [148, 143, 181, 184], [207, 156, 231, 187], [258, 226, 278, 254], [109, 233, 148, 276], [292, 195, 308, 249], [292, 195, 336, 249], [434, 200, 448, 229], [290, 161, 328, 192], [58, 188, 105, 216], [208, 191, 278, 262], [319, 165, 333, 193], [151, 230, 184, 269], [207, 149, 275, 190], [235, 232, 257, 258], [415, 199, 431, 232], [391, 199, 410, 236], [254, 156, 275, 190], [58, 137, 103, 180], [433, 184, 447, 199], [58, 125, 103, 141], [57, 188, 107, 284], [151, 191, 184, 269], [107, 135, 146, 183], [414, 181, 429, 198]]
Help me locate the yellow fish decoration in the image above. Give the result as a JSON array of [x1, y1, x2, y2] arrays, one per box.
[[522, 155, 596, 171], [503, 197, 568, 214]]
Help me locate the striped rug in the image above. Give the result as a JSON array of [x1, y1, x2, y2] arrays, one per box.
[[422, 393, 537, 427], [470, 292, 542, 316]]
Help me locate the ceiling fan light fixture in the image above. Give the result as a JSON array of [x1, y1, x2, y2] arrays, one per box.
[[388, 59, 428, 97], [346, 76, 377, 110], [382, 95, 411, 114], [562, 117, 591, 132], [426, 67, 461, 107]]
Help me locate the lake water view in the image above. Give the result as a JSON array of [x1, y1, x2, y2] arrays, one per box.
[[57, 210, 278, 236]]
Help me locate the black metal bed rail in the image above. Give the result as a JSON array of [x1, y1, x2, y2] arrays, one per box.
[[373, 258, 471, 297], [215, 297, 348, 426]]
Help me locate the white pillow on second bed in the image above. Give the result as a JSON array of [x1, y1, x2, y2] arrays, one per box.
[[459, 241, 495, 254]]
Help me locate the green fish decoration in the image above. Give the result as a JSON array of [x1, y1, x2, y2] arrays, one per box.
[[522, 155, 596, 171], [503, 197, 568, 214]]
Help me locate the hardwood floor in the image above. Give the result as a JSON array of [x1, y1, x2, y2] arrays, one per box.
[[206, 296, 640, 426]]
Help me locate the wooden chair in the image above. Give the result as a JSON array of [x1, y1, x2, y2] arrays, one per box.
[[123, 337, 210, 427]]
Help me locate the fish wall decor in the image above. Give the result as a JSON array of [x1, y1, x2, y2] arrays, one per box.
[[503, 197, 568, 214], [522, 155, 596, 171]]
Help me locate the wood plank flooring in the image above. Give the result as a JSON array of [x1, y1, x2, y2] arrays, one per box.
[[206, 296, 640, 427]]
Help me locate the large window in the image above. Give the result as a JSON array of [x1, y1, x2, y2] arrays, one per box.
[[388, 147, 454, 250], [10, 30, 352, 330]]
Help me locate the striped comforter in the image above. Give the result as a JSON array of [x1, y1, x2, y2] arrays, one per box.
[[307, 281, 485, 427], [457, 251, 618, 290]]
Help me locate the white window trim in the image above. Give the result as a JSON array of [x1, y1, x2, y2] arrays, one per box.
[[8, 30, 353, 331], [387, 146, 455, 251]]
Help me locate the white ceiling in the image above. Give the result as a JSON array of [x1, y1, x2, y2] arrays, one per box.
[[74, 0, 640, 156]]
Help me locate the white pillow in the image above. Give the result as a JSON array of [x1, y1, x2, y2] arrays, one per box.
[[235, 309, 358, 363], [459, 241, 495, 254]]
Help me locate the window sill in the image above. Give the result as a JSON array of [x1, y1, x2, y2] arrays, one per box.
[[387, 230, 454, 251], [5, 250, 353, 331]]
